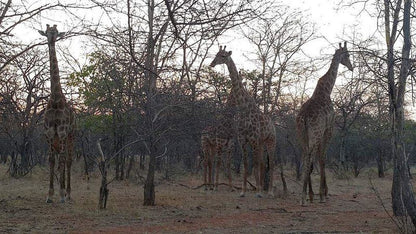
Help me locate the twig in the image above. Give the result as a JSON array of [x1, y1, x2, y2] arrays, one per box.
[[368, 176, 401, 231]]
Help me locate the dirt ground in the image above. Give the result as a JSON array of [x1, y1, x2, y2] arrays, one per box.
[[0, 163, 403, 233]]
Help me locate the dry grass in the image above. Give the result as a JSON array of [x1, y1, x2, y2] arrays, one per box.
[[0, 162, 399, 233]]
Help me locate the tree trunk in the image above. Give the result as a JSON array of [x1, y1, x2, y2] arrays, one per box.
[[376, 149, 385, 178], [140, 153, 145, 170], [98, 160, 109, 209], [142, 0, 158, 206], [126, 155, 134, 179], [143, 142, 156, 206], [97, 140, 109, 209], [389, 0, 416, 226], [339, 133, 347, 169]]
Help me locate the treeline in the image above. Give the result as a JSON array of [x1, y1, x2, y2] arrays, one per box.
[[2, 45, 416, 181]]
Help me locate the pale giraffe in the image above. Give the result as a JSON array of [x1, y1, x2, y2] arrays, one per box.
[[210, 46, 284, 197], [39, 24, 75, 203], [201, 123, 234, 191], [296, 42, 353, 205]]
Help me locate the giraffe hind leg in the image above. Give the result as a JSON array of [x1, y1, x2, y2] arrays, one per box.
[[301, 151, 313, 206], [308, 163, 314, 203]]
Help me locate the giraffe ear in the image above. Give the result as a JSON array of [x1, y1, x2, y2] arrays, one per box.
[[38, 30, 46, 36], [227, 51, 232, 56], [57, 32, 66, 38]]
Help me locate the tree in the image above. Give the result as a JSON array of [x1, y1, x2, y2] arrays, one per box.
[[0, 48, 49, 176], [339, 0, 416, 225], [384, 0, 416, 223], [241, 5, 315, 114]]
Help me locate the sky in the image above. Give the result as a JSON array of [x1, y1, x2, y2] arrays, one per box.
[[223, 0, 378, 68], [25, 0, 378, 71]]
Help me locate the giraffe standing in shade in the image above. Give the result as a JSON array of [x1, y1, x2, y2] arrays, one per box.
[[39, 24, 75, 203], [210, 46, 285, 197], [296, 42, 353, 205], [201, 122, 234, 191]]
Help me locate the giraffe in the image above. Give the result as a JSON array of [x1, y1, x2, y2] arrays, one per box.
[[201, 122, 234, 191], [210, 46, 283, 197], [39, 24, 75, 203], [296, 42, 353, 205]]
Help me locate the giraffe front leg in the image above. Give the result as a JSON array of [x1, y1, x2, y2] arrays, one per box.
[[253, 143, 264, 198], [203, 157, 208, 190], [46, 148, 55, 203], [66, 147, 72, 201], [226, 147, 234, 192], [208, 158, 213, 190], [319, 158, 326, 203], [253, 156, 261, 197], [214, 148, 222, 191], [240, 144, 248, 197], [214, 158, 221, 191], [58, 141, 66, 203], [267, 149, 276, 198], [308, 163, 314, 203]]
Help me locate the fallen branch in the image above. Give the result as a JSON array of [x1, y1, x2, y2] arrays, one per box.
[[173, 181, 256, 191]]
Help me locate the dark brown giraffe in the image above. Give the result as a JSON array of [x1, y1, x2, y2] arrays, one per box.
[[39, 24, 75, 203], [210, 46, 284, 197], [296, 42, 353, 205], [201, 125, 233, 190]]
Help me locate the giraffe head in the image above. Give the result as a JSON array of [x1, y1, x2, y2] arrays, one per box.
[[210, 46, 232, 67], [38, 24, 65, 44], [336, 42, 353, 71]]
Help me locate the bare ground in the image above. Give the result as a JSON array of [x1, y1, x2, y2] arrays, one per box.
[[0, 163, 401, 233]]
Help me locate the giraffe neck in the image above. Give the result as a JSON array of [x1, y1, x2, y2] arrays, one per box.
[[225, 57, 250, 105], [312, 53, 341, 98], [48, 41, 64, 102]]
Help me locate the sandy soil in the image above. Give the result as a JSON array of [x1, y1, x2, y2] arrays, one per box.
[[0, 163, 402, 233]]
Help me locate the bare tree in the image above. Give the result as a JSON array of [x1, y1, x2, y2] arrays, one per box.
[[339, 0, 416, 225], [0, 48, 49, 176], [384, 0, 416, 223], [241, 5, 316, 114]]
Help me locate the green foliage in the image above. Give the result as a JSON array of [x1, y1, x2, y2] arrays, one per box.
[[68, 51, 130, 112], [78, 114, 113, 134], [404, 119, 416, 145]]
